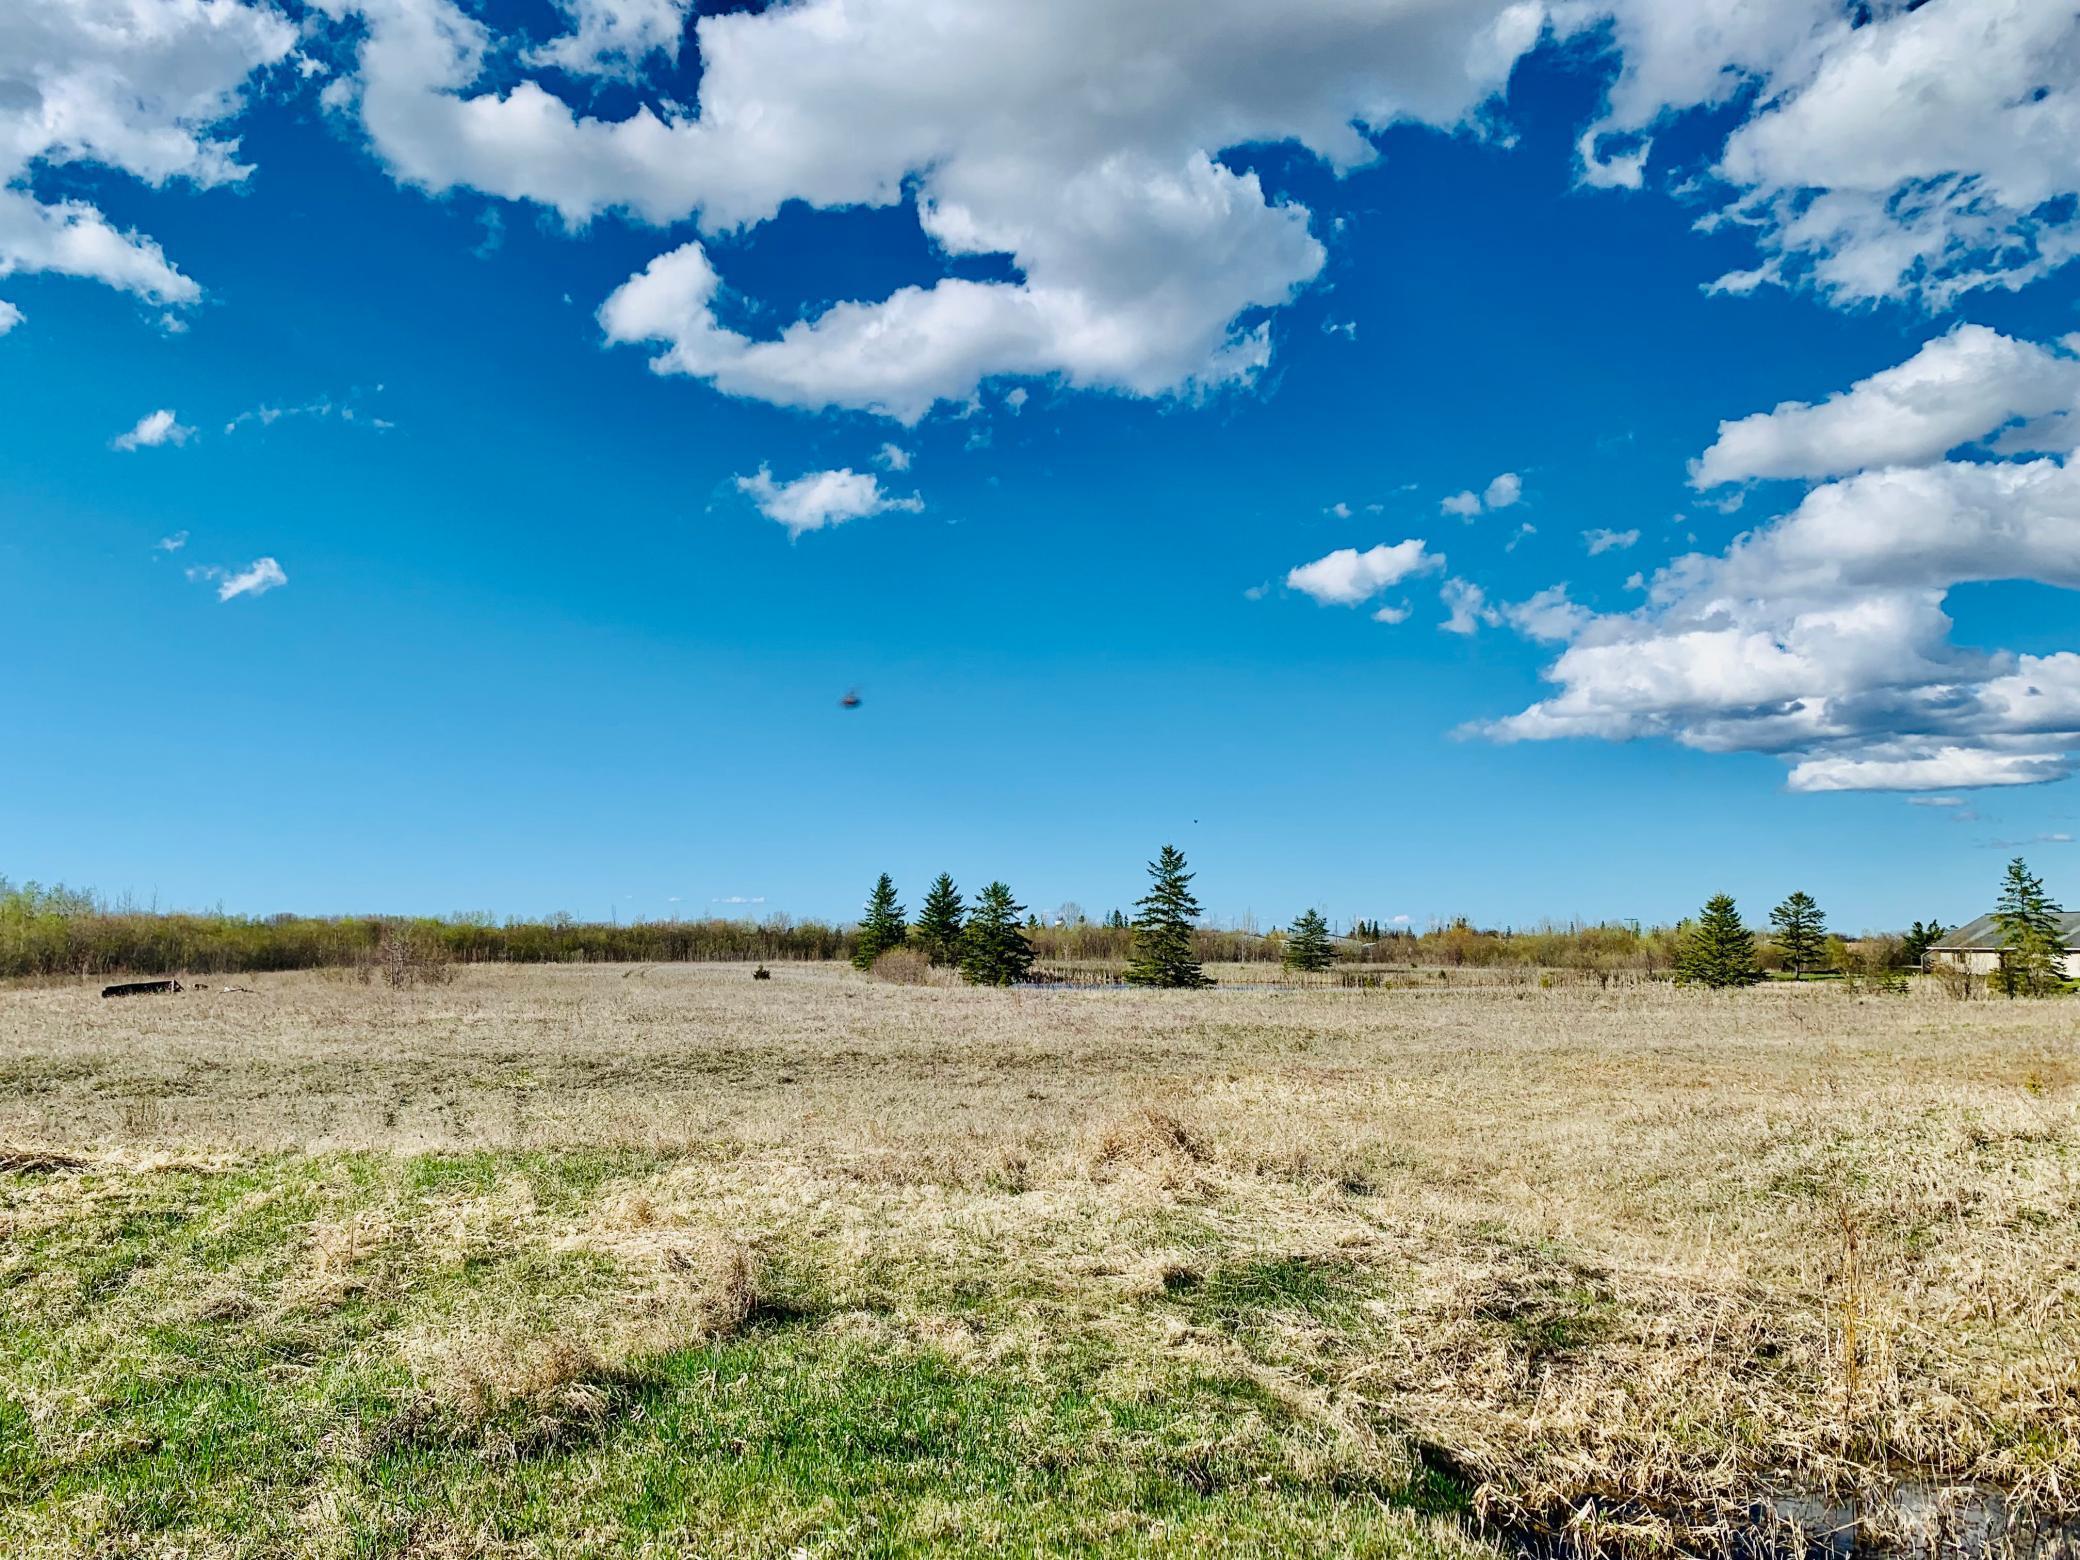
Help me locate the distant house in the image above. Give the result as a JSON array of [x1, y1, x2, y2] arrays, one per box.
[[1925, 913, 2080, 979]]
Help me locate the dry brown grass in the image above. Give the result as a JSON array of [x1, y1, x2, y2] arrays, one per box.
[[3, 962, 2076, 1551]]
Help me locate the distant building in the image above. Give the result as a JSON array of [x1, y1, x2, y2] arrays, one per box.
[[1925, 913, 2080, 979]]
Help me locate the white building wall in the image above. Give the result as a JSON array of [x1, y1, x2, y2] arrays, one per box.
[[1929, 948, 2079, 978]]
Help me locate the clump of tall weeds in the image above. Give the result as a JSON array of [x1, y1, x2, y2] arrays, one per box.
[[356, 921, 455, 989]]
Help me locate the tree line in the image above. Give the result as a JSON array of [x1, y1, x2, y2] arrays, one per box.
[[1671, 856, 2066, 996], [852, 844, 1216, 988], [0, 880, 850, 981], [3, 855, 2064, 992]]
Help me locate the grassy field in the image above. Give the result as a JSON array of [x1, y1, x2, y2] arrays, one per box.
[[2, 964, 2075, 1557]]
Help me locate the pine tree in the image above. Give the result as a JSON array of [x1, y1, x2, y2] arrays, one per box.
[[1769, 890, 1827, 979], [1675, 893, 1761, 988], [851, 873, 907, 971], [1994, 856, 2064, 997], [1282, 907, 1335, 973], [1123, 844, 1212, 989], [1901, 919, 1947, 968], [916, 874, 966, 967], [959, 881, 1034, 986]]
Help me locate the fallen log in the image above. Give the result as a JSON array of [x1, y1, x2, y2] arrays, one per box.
[[101, 980, 183, 999]]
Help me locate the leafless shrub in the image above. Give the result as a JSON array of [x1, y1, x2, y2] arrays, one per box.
[[357, 922, 455, 989], [1929, 961, 1979, 1001], [869, 947, 932, 985]]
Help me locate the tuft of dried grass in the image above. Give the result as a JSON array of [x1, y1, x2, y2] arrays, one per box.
[[422, 1330, 622, 1435], [0, 1145, 86, 1173], [1090, 1107, 1210, 1182]]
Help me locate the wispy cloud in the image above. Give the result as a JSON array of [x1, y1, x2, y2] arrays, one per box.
[[187, 557, 287, 602], [223, 396, 393, 435], [1582, 527, 1639, 555], [1439, 577, 1500, 635], [155, 531, 189, 553]]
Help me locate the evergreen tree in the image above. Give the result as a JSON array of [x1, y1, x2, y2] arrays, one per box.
[[1768, 890, 1827, 978], [959, 881, 1034, 987], [1994, 857, 2064, 997], [1901, 919, 1947, 968], [1123, 844, 1212, 989], [1675, 893, 1761, 988], [915, 873, 966, 967], [1282, 907, 1335, 973], [851, 873, 907, 971]]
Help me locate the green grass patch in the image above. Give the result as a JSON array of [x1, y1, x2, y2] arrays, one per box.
[[0, 1157, 1489, 1559]]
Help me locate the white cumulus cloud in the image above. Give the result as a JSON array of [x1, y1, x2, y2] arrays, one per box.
[[1477, 457, 2080, 792], [1285, 540, 1441, 607], [735, 465, 923, 538], [0, 0, 294, 312], [526, 0, 692, 78], [0, 300, 20, 335], [318, 0, 1543, 421], [112, 409, 195, 450], [1483, 471, 1522, 509], [1582, 527, 1639, 555], [1693, 326, 2080, 488], [1563, 0, 2080, 307]]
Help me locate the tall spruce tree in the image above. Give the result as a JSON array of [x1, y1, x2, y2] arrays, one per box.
[[959, 881, 1035, 987], [1282, 907, 1335, 973], [1993, 856, 2064, 997], [1769, 890, 1827, 979], [916, 874, 966, 967], [1676, 893, 1761, 988], [1123, 844, 1212, 989], [851, 873, 907, 971]]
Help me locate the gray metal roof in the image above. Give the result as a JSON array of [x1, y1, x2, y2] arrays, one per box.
[[1929, 911, 2080, 952]]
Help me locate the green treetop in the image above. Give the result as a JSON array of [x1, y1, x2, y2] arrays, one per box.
[[1281, 907, 1335, 973], [915, 874, 966, 967], [959, 881, 1035, 987], [851, 873, 907, 971], [1768, 890, 1828, 979], [1676, 893, 1761, 988], [1123, 844, 1212, 989], [1901, 919, 1947, 968], [1994, 856, 2065, 997]]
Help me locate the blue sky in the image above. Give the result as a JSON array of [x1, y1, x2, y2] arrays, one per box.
[[4, 0, 2078, 931]]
